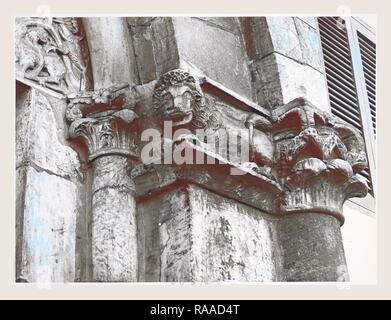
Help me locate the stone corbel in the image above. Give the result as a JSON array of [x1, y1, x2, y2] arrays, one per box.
[[140, 69, 280, 209]]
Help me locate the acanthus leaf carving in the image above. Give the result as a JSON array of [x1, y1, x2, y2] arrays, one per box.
[[63, 66, 370, 222], [66, 84, 139, 162], [245, 97, 369, 220]]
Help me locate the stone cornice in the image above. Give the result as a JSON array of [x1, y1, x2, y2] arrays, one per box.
[[65, 68, 369, 222]]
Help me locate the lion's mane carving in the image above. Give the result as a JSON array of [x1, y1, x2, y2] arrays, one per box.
[[152, 69, 219, 130]]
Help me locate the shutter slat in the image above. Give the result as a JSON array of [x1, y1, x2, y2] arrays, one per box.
[[328, 93, 362, 120], [318, 17, 374, 196], [323, 54, 356, 78], [323, 42, 356, 66], [323, 59, 356, 84], [360, 53, 376, 70], [318, 32, 352, 61], [320, 17, 350, 40], [329, 107, 362, 131], [327, 81, 360, 107], [324, 67, 359, 94]]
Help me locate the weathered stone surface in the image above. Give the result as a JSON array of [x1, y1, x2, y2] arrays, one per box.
[[16, 17, 372, 284], [193, 17, 240, 35], [83, 18, 138, 89], [149, 18, 179, 76], [188, 185, 278, 281], [247, 17, 323, 72], [17, 166, 77, 282], [242, 17, 328, 112], [137, 185, 279, 282], [251, 54, 329, 111], [172, 17, 253, 100], [91, 155, 137, 282], [15, 166, 27, 281], [15, 87, 81, 283], [128, 24, 157, 83], [16, 89, 81, 180], [250, 54, 284, 108], [127, 17, 180, 83], [294, 17, 324, 72], [274, 54, 330, 112], [239, 17, 272, 60], [295, 16, 318, 29], [276, 213, 349, 281], [266, 17, 303, 62]]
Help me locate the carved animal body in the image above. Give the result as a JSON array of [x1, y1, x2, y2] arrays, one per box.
[[15, 17, 86, 94]]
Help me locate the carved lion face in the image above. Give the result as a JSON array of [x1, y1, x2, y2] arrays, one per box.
[[157, 84, 195, 127], [153, 69, 214, 129]]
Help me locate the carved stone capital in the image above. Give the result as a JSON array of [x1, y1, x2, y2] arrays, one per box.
[[264, 98, 369, 221], [66, 84, 139, 162], [149, 72, 369, 222]]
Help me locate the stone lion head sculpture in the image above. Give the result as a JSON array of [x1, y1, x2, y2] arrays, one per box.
[[152, 69, 218, 130]]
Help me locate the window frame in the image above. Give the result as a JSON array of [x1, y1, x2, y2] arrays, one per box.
[[318, 16, 377, 216]]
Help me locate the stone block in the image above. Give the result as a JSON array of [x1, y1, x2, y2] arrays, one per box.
[[84, 18, 138, 88], [18, 166, 77, 282], [129, 25, 157, 83], [266, 17, 303, 62], [193, 17, 240, 34], [16, 89, 81, 180], [295, 16, 318, 29], [137, 185, 279, 282], [150, 18, 180, 76], [250, 54, 284, 108], [188, 185, 278, 282], [294, 17, 324, 72], [172, 17, 253, 100], [275, 53, 330, 112]]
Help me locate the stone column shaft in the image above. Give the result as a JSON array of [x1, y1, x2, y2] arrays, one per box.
[[91, 155, 137, 281], [66, 83, 139, 282], [276, 213, 348, 281]]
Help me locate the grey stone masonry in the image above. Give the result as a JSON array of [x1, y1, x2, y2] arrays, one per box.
[[15, 17, 369, 282]]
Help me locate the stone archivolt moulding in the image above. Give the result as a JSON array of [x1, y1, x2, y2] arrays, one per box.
[[63, 68, 368, 223]]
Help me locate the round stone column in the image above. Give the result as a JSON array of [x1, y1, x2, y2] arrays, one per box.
[[66, 85, 139, 282], [277, 213, 348, 281], [91, 155, 137, 281], [261, 98, 369, 282]]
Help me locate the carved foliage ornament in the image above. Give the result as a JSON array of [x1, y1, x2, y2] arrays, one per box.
[[63, 67, 369, 221], [66, 84, 139, 161], [15, 17, 87, 96], [244, 97, 369, 220]]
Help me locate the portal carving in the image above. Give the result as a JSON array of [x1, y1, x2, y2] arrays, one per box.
[[15, 17, 87, 96]]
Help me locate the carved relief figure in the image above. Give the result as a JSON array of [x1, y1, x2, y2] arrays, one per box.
[[152, 69, 220, 131], [15, 17, 87, 95]]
